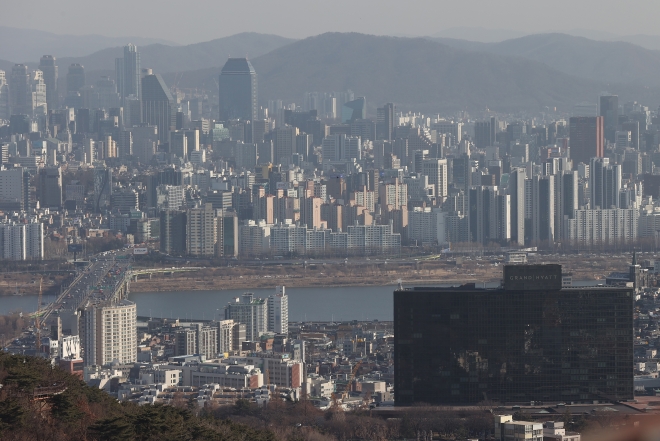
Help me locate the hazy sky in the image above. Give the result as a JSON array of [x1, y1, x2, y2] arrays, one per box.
[[3, 0, 659, 44]]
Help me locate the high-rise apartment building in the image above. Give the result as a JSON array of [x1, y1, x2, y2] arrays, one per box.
[[224, 293, 268, 342], [569, 116, 604, 166], [0, 221, 43, 260], [268, 286, 289, 335], [0, 167, 25, 210], [590, 157, 621, 210], [421, 158, 448, 202], [394, 264, 634, 405], [39, 55, 58, 111], [219, 58, 258, 123], [116, 44, 141, 104], [141, 71, 173, 144], [80, 299, 137, 367], [160, 210, 187, 256], [217, 319, 235, 354], [186, 203, 217, 257]]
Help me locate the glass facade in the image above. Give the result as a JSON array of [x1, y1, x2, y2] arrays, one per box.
[[394, 282, 633, 405]]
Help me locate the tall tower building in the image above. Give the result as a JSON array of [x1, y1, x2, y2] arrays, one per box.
[[141, 71, 173, 144], [80, 299, 137, 366], [376, 103, 395, 141], [38, 166, 62, 208], [508, 167, 526, 246], [422, 158, 448, 202], [268, 286, 288, 335], [0, 70, 9, 120], [0, 168, 25, 210], [66, 64, 85, 95], [599, 94, 619, 143], [116, 44, 141, 104], [474, 120, 492, 149], [186, 203, 217, 257], [9, 64, 31, 116], [569, 116, 604, 166], [160, 210, 187, 255], [31, 70, 47, 116], [531, 175, 555, 245], [39, 55, 58, 111], [218, 58, 258, 123], [93, 167, 112, 212]]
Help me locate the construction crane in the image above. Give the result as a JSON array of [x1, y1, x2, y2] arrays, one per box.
[[330, 361, 362, 410], [35, 278, 42, 353]]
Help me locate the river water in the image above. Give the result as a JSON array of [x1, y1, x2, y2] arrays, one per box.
[[0, 280, 606, 321]]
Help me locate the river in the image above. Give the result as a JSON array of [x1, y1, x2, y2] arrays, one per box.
[[0, 280, 606, 321]]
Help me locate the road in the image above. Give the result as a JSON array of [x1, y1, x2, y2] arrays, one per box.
[[42, 250, 132, 323]]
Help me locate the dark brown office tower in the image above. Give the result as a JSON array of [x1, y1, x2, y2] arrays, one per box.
[[394, 264, 634, 405], [569, 116, 604, 166]]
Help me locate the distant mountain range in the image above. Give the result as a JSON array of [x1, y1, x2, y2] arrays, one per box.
[[159, 32, 660, 113], [429, 33, 660, 89], [432, 27, 660, 51], [4, 29, 660, 113], [248, 33, 660, 112], [0, 26, 178, 62], [55, 32, 296, 73]]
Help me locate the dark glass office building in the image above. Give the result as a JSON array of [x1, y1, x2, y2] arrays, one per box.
[[394, 264, 633, 405], [218, 58, 257, 123]]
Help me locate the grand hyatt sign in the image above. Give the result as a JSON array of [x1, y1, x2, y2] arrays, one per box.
[[503, 264, 562, 291]]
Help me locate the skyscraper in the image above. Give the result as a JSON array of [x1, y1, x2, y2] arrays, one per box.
[[38, 166, 63, 208], [599, 94, 619, 143], [268, 286, 288, 335], [341, 97, 366, 123], [116, 44, 141, 104], [569, 116, 604, 166], [31, 70, 47, 115], [9, 64, 31, 116], [93, 167, 112, 212], [0, 168, 25, 210], [218, 58, 258, 123], [0, 70, 9, 120], [66, 64, 85, 95], [141, 71, 173, 144], [376, 103, 395, 141], [39, 55, 58, 111], [508, 167, 526, 246]]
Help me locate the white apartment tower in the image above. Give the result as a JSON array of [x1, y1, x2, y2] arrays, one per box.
[[268, 286, 289, 335], [186, 203, 217, 257], [80, 299, 137, 366], [224, 293, 268, 342], [422, 158, 448, 202]]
